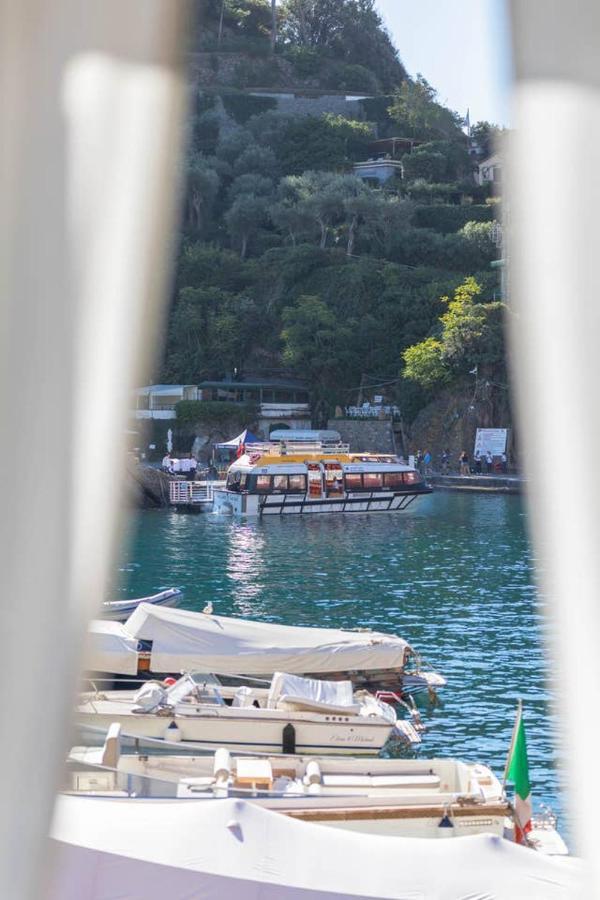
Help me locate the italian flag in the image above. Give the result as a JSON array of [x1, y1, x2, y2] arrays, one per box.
[[506, 703, 532, 843]]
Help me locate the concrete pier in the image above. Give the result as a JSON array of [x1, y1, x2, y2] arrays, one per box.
[[427, 473, 523, 494]]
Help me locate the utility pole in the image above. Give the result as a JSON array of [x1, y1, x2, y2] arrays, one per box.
[[270, 0, 277, 54]]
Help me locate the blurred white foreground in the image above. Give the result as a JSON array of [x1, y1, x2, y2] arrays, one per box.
[[47, 796, 580, 900]]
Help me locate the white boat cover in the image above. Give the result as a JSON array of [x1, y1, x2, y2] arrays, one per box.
[[123, 604, 411, 675], [84, 621, 139, 676], [47, 796, 582, 900], [268, 672, 357, 711]]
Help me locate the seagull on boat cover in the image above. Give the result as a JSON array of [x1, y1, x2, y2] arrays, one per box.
[[203, 601, 213, 615]]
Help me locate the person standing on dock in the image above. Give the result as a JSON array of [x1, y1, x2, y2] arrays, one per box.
[[459, 450, 469, 475], [440, 448, 450, 473], [484, 450, 493, 474], [501, 451, 508, 473], [423, 450, 432, 474], [474, 451, 482, 475]]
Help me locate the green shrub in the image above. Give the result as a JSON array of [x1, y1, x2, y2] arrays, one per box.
[[175, 400, 259, 426], [413, 204, 494, 233]]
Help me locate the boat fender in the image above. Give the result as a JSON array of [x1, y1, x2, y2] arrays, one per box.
[[163, 677, 177, 686], [305, 760, 321, 785], [282, 723, 296, 754], [165, 721, 181, 742], [214, 747, 231, 783]]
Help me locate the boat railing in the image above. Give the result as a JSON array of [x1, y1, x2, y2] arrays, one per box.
[[246, 441, 350, 456], [169, 480, 226, 506]]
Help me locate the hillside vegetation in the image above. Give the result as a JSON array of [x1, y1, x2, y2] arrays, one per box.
[[163, 0, 507, 429]]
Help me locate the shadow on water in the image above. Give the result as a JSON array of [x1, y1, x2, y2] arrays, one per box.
[[113, 492, 567, 829]]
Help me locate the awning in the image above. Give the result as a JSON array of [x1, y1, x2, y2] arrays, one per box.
[[215, 428, 260, 449]]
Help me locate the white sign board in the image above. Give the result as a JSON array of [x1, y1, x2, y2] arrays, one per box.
[[474, 428, 507, 457], [373, 395, 383, 405]]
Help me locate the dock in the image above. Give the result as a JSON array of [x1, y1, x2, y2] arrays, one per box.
[[427, 473, 523, 494]]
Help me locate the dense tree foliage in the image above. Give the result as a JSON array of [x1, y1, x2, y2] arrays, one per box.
[[163, 1, 503, 423], [403, 278, 506, 388]]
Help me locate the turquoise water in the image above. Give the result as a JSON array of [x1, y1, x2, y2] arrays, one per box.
[[112, 492, 566, 827]]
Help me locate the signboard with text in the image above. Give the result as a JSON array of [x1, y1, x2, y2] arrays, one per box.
[[474, 428, 508, 457]]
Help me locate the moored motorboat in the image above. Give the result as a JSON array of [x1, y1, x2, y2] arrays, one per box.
[[101, 588, 183, 622], [67, 724, 508, 838], [76, 672, 399, 755], [66, 724, 569, 853], [85, 602, 445, 699]]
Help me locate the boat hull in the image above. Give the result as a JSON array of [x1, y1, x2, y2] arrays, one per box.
[[76, 707, 392, 756], [213, 488, 431, 517], [102, 588, 183, 622]]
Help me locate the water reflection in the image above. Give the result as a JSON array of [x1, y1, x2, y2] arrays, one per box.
[[114, 494, 564, 825]]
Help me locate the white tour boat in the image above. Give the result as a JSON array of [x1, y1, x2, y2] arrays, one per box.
[[212, 430, 431, 517], [76, 672, 399, 755]]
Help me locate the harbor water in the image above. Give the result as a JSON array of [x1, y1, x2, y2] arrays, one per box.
[[112, 492, 565, 829]]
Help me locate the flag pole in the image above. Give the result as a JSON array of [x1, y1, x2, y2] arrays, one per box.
[[502, 698, 522, 790]]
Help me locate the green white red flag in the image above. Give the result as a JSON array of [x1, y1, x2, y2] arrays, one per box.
[[505, 702, 532, 843]]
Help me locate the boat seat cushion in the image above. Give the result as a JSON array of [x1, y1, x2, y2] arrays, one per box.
[[277, 695, 361, 715], [321, 773, 441, 789]]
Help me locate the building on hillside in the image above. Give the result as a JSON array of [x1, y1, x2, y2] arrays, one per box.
[[475, 153, 502, 187], [132, 377, 312, 436], [198, 375, 311, 436], [133, 385, 199, 419], [352, 137, 424, 184]]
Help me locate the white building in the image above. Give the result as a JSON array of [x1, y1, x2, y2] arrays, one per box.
[[476, 153, 502, 186]]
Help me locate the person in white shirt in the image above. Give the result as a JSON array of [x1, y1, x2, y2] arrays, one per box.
[[162, 453, 171, 473]]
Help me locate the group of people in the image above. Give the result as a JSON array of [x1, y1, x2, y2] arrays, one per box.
[[459, 449, 508, 476], [414, 448, 508, 476], [162, 453, 198, 479]]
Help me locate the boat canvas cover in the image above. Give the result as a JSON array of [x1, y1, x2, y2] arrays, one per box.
[[85, 620, 139, 675], [48, 795, 581, 900], [123, 604, 411, 675], [268, 671, 358, 712]]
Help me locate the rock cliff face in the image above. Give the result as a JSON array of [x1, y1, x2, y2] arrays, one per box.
[[328, 419, 396, 454], [406, 385, 514, 467], [125, 463, 171, 508]]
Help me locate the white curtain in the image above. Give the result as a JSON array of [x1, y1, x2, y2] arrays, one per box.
[[508, 0, 599, 891], [0, 2, 188, 898]]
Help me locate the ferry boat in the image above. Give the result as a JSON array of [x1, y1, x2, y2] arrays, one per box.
[[212, 430, 432, 517]]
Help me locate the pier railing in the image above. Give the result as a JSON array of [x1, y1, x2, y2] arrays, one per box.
[[169, 480, 225, 506]]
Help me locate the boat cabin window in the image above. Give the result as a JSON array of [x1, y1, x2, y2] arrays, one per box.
[[383, 472, 405, 488], [403, 470, 422, 484], [226, 471, 247, 492], [288, 474, 307, 493], [255, 474, 272, 493], [273, 474, 288, 493], [250, 474, 307, 494], [363, 472, 383, 489], [344, 473, 363, 491]]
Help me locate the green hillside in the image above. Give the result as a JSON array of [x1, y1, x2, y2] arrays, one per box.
[[163, 0, 506, 428]]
